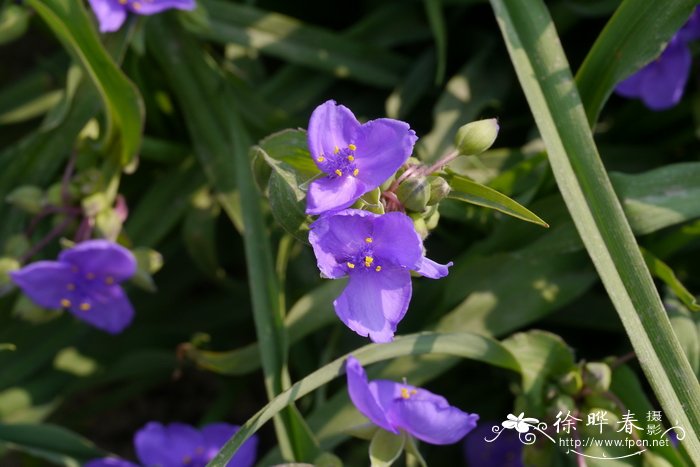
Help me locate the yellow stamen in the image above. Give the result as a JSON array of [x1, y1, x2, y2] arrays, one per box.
[[353, 168, 359, 177], [118, 0, 127, 4], [401, 388, 411, 399], [347, 262, 355, 269], [86, 272, 95, 280], [317, 156, 325, 162], [365, 237, 373, 243], [80, 302, 91, 311], [67, 283, 76, 291], [364, 256, 374, 267], [335, 169, 343, 177], [375, 266, 382, 272], [347, 155, 355, 162], [132, 1, 141, 9], [334, 146, 340, 154], [60, 299, 71, 308], [348, 144, 357, 151], [105, 276, 115, 285]]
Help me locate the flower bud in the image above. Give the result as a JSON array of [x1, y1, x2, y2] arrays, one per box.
[[427, 176, 450, 205], [454, 118, 499, 155], [396, 176, 430, 212], [424, 205, 440, 230], [6, 186, 43, 214], [582, 362, 611, 394], [558, 369, 583, 396]]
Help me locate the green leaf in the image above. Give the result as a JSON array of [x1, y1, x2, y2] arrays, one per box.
[[148, 18, 317, 462], [444, 173, 549, 227], [0, 344, 15, 352], [185, 281, 344, 376], [25, 0, 144, 165], [666, 298, 700, 378], [0, 4, 30, 45], [416, 46, 511, 162], [369, 430, 405, 467], [503, 330, 575, 417], [0, 422, 104, 465], [207, 331, 520, 465], [185, 0, 408, 88], [423, 0, 447, 84], [489, 0, 700, 459], [610, 163, 700, 236], [642, 248, 699, 312], [575, 0, 696, 125]]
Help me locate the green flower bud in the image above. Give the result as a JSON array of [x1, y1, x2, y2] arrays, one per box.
[[425, 205, 440, 230], [582, 362, 611, 394], [558, 369, 583, 396], [427, 176, 451, 205], [396, 176, 430, 212], [412, 217, 428, 240], [454, 118, 499, 155], [6, 186, 43, 214]]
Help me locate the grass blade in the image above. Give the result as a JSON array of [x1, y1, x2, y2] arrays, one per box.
[[489, 0, 700, 458]]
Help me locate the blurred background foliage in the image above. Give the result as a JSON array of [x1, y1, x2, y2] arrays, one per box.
[[0, 0, 699, 465]]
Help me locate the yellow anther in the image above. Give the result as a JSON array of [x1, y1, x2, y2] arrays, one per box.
[[118, 0, 127, 4], [105, 276, 115, 285], [401, 388, 411, 399], [353, 168, 359, 177], [80, 302, 91, 311], [365, 237, 373, 243], [347, 262, 355, 269], [60, 299, 71, 308], [375, 266, 382, 272], [67, 283, 76, 291], [348, 144, 357, 151], [86, 272, 95, 280], [334, 146, 340, 154], [347, 155, 355, 162], [132, 1, 142, 9], [182, 455, 192, 465], [335, 169, 343, 177], [317, 156, 325, 162], [364, 256, 374, 267]]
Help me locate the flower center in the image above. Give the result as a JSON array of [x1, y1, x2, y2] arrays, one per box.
[[344, 236, 382, 273], [317, 145, 359, 179], [400, 387, 418, 399]]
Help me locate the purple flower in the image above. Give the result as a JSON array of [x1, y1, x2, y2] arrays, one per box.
[[463, 422, 523, 467], [309, 209, 452, 343], [88, 0, 196, 33], [306, 100, 417, 215], [346, 356, 479, 445], [615, 8, 699, 110], [10, 240, 136, 334], [85, 422, 258, 467]]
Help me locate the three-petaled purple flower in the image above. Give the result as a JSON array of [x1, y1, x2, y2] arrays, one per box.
[[85, 421, 258, 467], [346, 356, 479, 445], [309, 209, 451, 343], [305, 100, 417, 215], [616, 8, 700, 110], [88, 0, 196, 33], [10, 240, 136, 334]]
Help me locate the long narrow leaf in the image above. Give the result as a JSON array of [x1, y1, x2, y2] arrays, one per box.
[[207, 331, 520, 466], [489, 0, 700, 459]]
